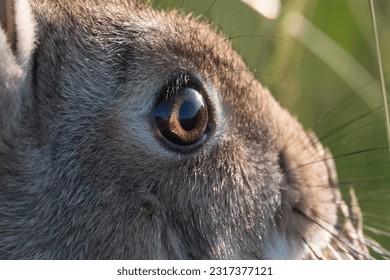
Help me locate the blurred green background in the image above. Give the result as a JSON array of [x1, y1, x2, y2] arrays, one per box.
[[150, 0, 390, 258]]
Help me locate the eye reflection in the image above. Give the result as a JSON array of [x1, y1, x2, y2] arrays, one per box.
[[153, 87, 209, 146]]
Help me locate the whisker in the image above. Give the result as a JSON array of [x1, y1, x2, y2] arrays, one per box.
[[192, 0, 218, 42], [316, 103, 384, 142], [300, 236, 323, 260], [293, 207, 371, 259], [310, 79, 379, 133], [207, 69, 289, 82], [364, 225, 390, 237], [356, 188, 390, 195], [362, 220, 390, 232], [287, 105, 386, 164], [256, 30, 279, 71], [362, 213, 390, 223], [321, 118, 385, 148], [337, 179, 390, 187], [198, 34, 286, 71], [331, 161, 390, 175], [364, 236, 390, 259], [324, 243, 344, 260], [357, 205, 390, 213], [291, 145, 387, 171], [356, 197, 390, 202], [359, 196, 390, 202]]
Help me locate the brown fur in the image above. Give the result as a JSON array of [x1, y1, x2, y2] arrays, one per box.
[[0, 0, 368, 259]]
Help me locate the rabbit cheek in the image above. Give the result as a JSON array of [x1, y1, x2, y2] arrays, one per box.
[[268, 108, 340, 259]]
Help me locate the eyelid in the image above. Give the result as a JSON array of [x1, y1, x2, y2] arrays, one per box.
[[151, 72, 217, 153], [157, 72, 207, 102]]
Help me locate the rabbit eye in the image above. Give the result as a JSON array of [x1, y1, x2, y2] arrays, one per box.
[[153, 87, 209, 147]]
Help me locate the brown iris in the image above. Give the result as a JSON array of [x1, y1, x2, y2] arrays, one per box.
[[153, 88, 209, 146]]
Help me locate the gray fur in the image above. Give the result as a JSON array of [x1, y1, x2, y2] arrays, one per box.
[[0, 0, 367, 259]]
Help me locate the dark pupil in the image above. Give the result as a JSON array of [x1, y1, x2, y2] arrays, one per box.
[[153, 87, 208, 147], [179, 101, 200, 131]]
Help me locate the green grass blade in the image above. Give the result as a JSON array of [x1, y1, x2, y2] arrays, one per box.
[[369, 0, 390, 155], [283, 11, 382, 110]]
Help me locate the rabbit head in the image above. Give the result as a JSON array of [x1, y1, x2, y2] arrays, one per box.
[[0, 0, 367, 259]]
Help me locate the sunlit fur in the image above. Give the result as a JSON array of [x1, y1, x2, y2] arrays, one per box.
[[0, 0, 370, 259]]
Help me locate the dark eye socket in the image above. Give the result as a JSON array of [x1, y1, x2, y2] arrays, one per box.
[[153, 86, 211, 148]]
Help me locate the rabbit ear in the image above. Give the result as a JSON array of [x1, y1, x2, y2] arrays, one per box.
[[0, 0, 35, 94], [0, 0, 35, 69], [0, 0, 17, 52]]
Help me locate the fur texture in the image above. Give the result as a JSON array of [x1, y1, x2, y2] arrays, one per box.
[[0, 0, 366, 259]]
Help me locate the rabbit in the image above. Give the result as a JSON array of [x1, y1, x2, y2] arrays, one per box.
[[0, 0, 372, 259]]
